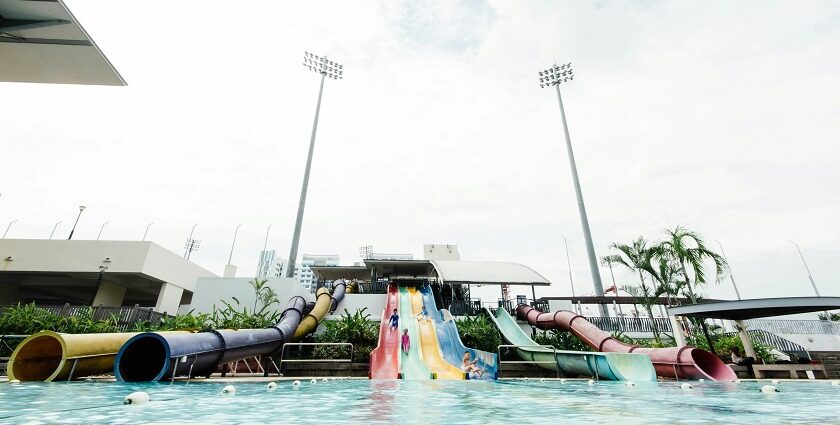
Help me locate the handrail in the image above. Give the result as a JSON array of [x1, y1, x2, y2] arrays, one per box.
[[497, 344, 560, 379], [278, 342, 354, 377]]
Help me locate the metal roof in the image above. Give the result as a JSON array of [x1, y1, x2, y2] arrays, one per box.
[[0, 0, 125, 85], [666, 297, 840, 321], [537, 295, 725, 306], [431, 260, 551, 286]]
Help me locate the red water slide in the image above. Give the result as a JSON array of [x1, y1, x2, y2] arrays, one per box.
[[517, 305, 736, 381], [369, 285, 400, 379]]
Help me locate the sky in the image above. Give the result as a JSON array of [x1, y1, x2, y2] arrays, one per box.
[[2, 0, 839, 315]]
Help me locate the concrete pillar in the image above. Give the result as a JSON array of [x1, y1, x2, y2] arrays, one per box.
[[0, 283, 19, 304], [733, 320, 758, 359], [223, 264, 237, 278], [670, 315, 687, 347], [155, 283, 184, 315], [91, 281, 126, 307]]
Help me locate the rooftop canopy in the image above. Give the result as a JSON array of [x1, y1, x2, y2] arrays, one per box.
[[667, 297, 840, 321], [0, 0, 125, 85], [310, 259, 551, 286]]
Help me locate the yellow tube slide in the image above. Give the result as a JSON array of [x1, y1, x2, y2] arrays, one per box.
[[410, 287, 464, 380], [292, 288, 332, 340], [8, 330, 139, 381]]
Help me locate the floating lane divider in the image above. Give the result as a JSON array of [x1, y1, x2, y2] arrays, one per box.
[[114, 281, 347, 382]]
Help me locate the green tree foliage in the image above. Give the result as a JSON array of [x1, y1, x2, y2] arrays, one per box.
[[314, 308, 378, 362], [533, 329, 590, 351], [455, 314, 502, 353]]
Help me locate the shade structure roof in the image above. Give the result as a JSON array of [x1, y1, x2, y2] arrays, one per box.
[[431, 260, 551, 286], [666, 297, 840, 321], [309, 266, 369, 282], [0, 0, 125, 85]]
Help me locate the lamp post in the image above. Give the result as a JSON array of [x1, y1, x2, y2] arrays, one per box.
[[49, 220, 63, 239], [715, 240, 742, 300], [142, 222, 153, 241], [2, 219, 18, 239], [790, 241, 831, 320], [258, 224, 272, 278], [68, 205, 86, 240], [184, 223, 198, 259], [97, 222, 109, 240], [227, 224, 242, 265], [285, 51, 344, 278], [539, 62, 608, 317]]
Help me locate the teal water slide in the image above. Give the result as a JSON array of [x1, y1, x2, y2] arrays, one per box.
[[488, 308, 656, 381], [398, 286, 433, 379]]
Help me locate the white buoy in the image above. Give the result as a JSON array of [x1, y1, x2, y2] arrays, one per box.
[[698, 379, 705, 383], [587, 379, 595, 385], [771, 379, 780, 384], [321, 378, 328, 383], [539, 378, 546, 382], [123, 391, 150, 405], [310, 378, 317, 384], [222, 385, 236, 396], [734, 379, 742, 384], [292, 380, 301, 389], [8, 379, 21, 385], [560, 379, 567, 384], [84, 378, 93, 382], [761, 385, 779, 394], [523, 377, 528, 381], [625, 381, 636, 387], [680, 383, 693, 390], [831, 380, 840, 386], [267, 382, 277, 390]]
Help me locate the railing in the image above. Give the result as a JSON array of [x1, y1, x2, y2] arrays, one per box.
[[745, 319, 840, 335], [497, 344, 560, 379], [278, 342, 354, 377], [585, 316, 674, 334], [0, 304, 165, 331], [720, 329, 809, 357]]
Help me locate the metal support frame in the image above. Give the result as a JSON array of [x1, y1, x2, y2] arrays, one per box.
[[497, 344, 560, 379], [278, 342, 354, 377]]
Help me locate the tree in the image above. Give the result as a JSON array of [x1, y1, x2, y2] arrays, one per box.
[[657, 226, 728, 354], [602, 237, 665, 344]]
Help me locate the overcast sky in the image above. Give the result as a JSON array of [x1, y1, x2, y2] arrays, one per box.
[[2, 1, 838, 314]]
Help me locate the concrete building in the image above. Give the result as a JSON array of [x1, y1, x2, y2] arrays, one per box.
[[182, 276, 311, 315], [297, 254, 339, 292], [256, 250, 286, 278], [0, 240, 216, 314]]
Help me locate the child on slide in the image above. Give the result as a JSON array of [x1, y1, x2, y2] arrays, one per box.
[[389, 308, 399, 330], [401, 329, 410, 353]]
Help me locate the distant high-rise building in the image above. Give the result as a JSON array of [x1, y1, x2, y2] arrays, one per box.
[[369, 252, 413, 261], [298, 254, 340, 292]]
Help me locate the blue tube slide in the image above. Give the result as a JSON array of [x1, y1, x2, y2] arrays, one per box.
[[115, 281, 346, 381]]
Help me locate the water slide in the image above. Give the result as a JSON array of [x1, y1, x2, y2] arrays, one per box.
[[114, 281, 346, 381], [490, 308, 656, 381], [516, 304, 737, 381], [397, 286, 434, 379], [410, 287, 464, 380], [369, 285, 401, 379], [419, 285, 498, 380]]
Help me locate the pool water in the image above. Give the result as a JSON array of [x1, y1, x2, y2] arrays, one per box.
[[0, 379, 837, 424]]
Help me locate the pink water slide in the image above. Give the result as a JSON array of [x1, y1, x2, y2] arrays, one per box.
[[369, 285, 401, 379], [517, 305, 736, 381]]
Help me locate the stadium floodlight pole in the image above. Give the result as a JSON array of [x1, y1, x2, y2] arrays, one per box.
[[142, 222, 153, 241], [97, 222, 109, 240], [715, 240, 742, 300], [2, 219, 17, 239], [227, 224, 242, 265], [790, 241, 831, 321], [49, 220, 63, 239], [540, 62, 608, 317], [258, 224, 272, 278], [68, 205, 86, 240], [285, 51, 344, 278]]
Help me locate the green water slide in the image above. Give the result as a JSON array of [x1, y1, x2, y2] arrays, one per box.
[[488, 308, 656, 381], [398, 286, 433, 379]]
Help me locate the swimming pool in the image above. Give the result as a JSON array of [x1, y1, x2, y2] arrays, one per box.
[[0, 379, 837, 424]]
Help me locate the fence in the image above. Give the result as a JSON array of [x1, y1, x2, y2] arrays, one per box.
[[720, 329, 809, 357], [746, 319, 840, 335], [585, 316, 674, 334], [278, 342, 354, 377], [0, 304, 166, 331]]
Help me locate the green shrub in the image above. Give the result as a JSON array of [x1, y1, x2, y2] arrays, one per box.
[[455, 314, 502, 353], [314, 308, 378, 363], [533, 329, 591, 351]]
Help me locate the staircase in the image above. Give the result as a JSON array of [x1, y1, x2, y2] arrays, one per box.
[[809, 352, 840, 379]]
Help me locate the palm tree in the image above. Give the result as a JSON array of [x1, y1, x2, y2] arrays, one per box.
[[602, 237, 664, 343], [657, 226, 728, 354]]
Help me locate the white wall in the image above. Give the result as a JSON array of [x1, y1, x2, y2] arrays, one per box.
[[182, 277, 312, 314], [326, 294, 387, 321], [776, 333, 840, 352]]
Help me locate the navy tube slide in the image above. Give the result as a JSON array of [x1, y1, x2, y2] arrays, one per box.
[[114, 288, 331, 381]]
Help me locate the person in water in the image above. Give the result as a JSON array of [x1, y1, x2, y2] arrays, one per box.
[[401, 329, 410, 353], [461, 351, 484, 377], [416, 305, 431, 322], [389, 308, 399, 329]]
